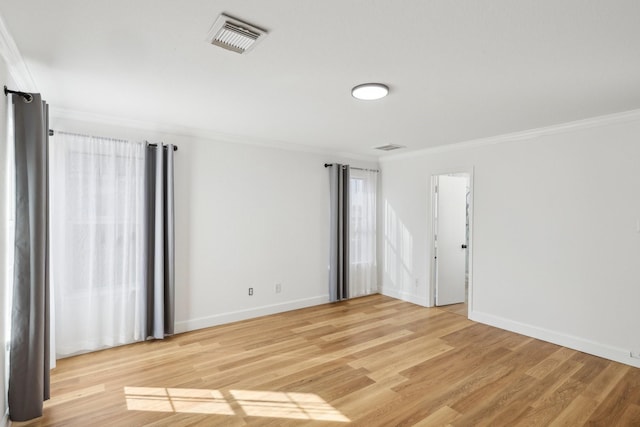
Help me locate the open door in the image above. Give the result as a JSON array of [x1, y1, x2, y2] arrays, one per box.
[[434, 174, 468, 306]]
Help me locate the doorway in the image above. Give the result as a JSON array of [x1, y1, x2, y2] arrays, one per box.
[[431, 171, 472, 316]]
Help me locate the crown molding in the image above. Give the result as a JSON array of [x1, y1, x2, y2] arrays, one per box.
[[0, 12, 37, 92], [380, 108, 640, 163], [51, 106, 379, 163]]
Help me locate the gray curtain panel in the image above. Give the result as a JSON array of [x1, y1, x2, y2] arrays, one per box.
[[328, 163, 349, 302], [144, 144, 175, 339], [8, 93, 50, 421]]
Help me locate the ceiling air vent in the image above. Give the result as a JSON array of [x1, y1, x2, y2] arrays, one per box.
[[206, 14, 267, 54], [375, 144, 405, 151]]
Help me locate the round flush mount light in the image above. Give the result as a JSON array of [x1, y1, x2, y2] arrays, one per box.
[[351, 83, 389, 100]]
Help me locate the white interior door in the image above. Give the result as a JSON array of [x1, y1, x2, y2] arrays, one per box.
[[435, 175, 467, 306]]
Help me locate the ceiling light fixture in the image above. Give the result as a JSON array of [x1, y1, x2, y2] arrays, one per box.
[[351, 83, 389, 100]]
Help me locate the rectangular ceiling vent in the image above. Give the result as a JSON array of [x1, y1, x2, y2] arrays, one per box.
[[375, 144, 406, 151], [206, 14, 267, 54]]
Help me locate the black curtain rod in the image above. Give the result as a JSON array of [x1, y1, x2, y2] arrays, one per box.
[[324, 163, 379, 173], [47, 130, 178, 151], [4, 91, 178, 153], [148, 143, 178, 151], [4, 85, 33, 102]]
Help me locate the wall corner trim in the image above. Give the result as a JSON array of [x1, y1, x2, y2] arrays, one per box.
[[469, 310, 640, 369], [380, 108, 640, 163], [0, 11, 37, 92]]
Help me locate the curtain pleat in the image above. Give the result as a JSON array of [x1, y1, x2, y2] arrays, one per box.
[[328, 164, 349, 302], [8, 93, 50, 421], [144, 144, 175, 338]]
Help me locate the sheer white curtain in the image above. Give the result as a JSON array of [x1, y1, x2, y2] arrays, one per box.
[[349, 169, 377, 298], [4, 96, 15, 391], [50, 132, 146, 357]]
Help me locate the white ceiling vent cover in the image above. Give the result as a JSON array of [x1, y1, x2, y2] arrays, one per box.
[[375, 144, 405, 151], [206, 14, 267, 54]]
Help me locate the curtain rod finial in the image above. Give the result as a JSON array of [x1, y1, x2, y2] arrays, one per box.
[[4, 85, 34, 102]]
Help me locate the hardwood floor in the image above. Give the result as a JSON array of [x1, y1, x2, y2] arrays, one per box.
[[436, 302, 468, 317], [14, 294, 640, 426]]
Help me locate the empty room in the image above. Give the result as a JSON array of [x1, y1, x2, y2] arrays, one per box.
[[1, 1, 640, 426]]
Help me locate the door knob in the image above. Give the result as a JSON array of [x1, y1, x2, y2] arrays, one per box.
[[461, 244, 467, 249]]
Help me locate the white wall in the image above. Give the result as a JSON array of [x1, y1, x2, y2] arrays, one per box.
[[52, 116, 377, 333], [380, 112, 640, 367]]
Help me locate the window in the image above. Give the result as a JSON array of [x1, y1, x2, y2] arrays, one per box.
[[50, 133, 146, 356], [349, 170, 377, 297]]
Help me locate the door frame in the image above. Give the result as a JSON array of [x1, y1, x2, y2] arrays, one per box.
[[429, 167, 474, 316]]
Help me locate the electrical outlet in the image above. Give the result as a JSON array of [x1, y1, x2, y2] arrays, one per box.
[[630, 351, 640, 359], [275, 283, 282, 293], [248, 287, 253, 296]]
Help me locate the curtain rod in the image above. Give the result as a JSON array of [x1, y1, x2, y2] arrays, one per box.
[[4, 85, 33, 102], [148, 143, 178, 151], [48, 130, 178, 151], [49, 130, 128, 142], [144, 140, 178, 151], [4, 93, 179, 152], [324, 163, 379, 173]]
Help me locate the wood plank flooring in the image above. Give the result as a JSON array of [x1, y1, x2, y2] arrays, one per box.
[[436, 302, 468, 317], [13, 295, 640, 426]]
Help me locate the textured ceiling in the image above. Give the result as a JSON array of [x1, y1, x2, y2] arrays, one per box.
[[1, 0, 639, 157]]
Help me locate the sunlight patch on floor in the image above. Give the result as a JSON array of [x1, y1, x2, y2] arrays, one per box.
[[125, 387, 233, 415], [124, 387, 350, 422], [231, 389, 350, 422]]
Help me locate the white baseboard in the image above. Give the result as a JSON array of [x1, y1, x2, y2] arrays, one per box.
[[380, 288, 428, 307], [469, 310, 640, 368], [1, 409, 8, 427], [174, 295, 330, 334]]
